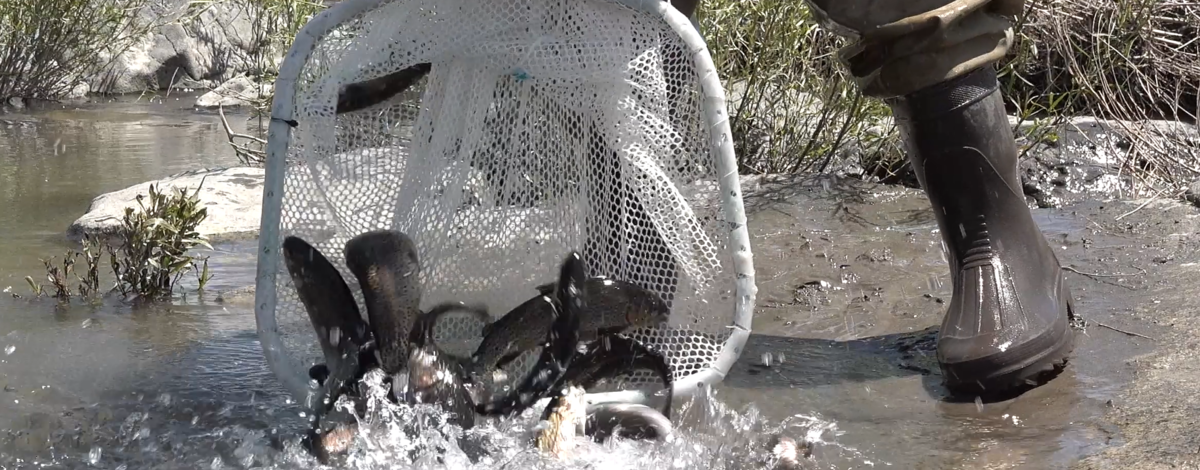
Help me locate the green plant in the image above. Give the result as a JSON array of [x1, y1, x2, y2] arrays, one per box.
[[110, 182, 214, 300], [24, 236, 106, 301], [700, 0, 903, 177], [0, 0, 157, 100], [24, 182, 217, 302]]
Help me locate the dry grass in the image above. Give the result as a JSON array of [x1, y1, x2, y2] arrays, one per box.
[[703, 0, 1200, 191]]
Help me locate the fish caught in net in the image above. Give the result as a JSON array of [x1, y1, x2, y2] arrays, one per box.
[[255, 0, 758, 410]]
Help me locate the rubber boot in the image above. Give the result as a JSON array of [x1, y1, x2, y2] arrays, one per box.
[[885, 65, 1074, 395]]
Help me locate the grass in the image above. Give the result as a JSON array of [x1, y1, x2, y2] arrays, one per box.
[[23, 183, 214, 304], [701, 0, 1200, 190]]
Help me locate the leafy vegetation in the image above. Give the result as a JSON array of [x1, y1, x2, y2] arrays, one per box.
[[701, 0, 1200, 188], [23, 184, 214, 303], [0, 0, 157, 100]]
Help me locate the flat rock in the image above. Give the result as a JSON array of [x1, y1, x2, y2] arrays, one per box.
[[194, 76, 272, 109], [67, 167, 264, 244]]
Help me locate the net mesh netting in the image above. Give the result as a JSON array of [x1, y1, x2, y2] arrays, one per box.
[[262, 0, 753, 401]]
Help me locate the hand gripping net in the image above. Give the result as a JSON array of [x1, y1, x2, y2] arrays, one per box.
[[255, 0, 757, 411]]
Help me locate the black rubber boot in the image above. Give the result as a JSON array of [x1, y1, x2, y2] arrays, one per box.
[[886, 66, 1075, 396]]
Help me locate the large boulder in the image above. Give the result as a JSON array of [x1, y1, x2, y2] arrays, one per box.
[[93, 0, 272, 94], [194, 76, 272, 108], [67, 167, 264, 244]]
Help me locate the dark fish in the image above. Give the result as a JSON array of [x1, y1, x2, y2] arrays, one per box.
[[281, 236, 373, 413], [534, 332, 675, 450], [584, 403, 673, 443], [554, 334, 674, 419], [467, 276, 670, 383], [343, 230, 423, 375], [402, 302, 489, 430], [337, 63, 432, 114], [475, 252, 586, 417], [534, 277, 670, 341], [282, 236, 375, 464]]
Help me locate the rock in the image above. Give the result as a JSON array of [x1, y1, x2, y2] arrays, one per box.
[[1015, 116, 1199, 208], [67, 167, 264, 244], [92, 0, 270, 94], [1185, 180, 1200, 208], [194, 76, 271, 108], [216, 285, 256, 306]]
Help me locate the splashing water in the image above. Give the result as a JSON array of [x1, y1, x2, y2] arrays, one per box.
[[260, 373, 873, 470]]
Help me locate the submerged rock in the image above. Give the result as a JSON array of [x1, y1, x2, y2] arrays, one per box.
[[67, 167, 264, 244], [1185, 180, 1200, 208]]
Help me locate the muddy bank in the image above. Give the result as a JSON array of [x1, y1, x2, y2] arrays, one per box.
[[719, 174, 1200, 468], [826, 115, 1200, 210]]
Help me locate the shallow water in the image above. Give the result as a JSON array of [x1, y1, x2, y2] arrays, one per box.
[[0, 97, 1156, 469]]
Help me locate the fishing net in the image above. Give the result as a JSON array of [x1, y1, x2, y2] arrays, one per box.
[[255, 0, 756, 410]]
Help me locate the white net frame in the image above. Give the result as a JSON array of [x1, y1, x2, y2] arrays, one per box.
[[254, 0, 757, 412]]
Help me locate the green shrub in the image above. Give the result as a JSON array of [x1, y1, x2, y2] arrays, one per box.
[[0, 0, 155, 100], [23, 183, 214, 303], [110, 182, 214, 300], [699, 0, 903, 177]]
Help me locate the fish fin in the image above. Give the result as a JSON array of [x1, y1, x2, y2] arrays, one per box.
[[534, 281, 555, 296]]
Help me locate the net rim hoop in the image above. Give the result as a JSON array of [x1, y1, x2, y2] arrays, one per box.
[[255, 0, 758, 412]]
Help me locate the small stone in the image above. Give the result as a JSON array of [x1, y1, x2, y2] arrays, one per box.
[[1185, 180, 1200, 208]]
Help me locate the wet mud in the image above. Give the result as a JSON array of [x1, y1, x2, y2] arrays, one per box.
[[713, 174, 1198, 468]]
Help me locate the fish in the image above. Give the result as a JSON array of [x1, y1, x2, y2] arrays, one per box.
[[533, 277, 671, 341], [466, 276, 670, 385], [475, 252, 586, 417], [402, 301, 491, 430], [537, 335, 675, 452], [343, 230, 423, 375], [282, 236, 374, 412], [583, 403, 673, 443], [337, 63, 432, 114], [553, 334, 674, 419], [281, 235, 376, 463]]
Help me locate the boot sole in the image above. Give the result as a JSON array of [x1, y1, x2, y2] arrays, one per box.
[[939, 286, 1076, 397]]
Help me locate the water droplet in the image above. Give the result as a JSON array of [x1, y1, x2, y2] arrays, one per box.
[[81, 319, 93, 329], [760, 352, 772, 367], [87, 446, 102, 465], [4, 345, 13, 355], [974, 396, 984, 412]]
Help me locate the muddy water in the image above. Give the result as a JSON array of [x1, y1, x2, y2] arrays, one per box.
[[0, 98, 1170, 469]]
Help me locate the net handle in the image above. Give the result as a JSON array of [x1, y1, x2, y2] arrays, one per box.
[[257, 0, 757, 410]]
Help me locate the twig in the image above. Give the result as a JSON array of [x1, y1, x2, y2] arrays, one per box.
[[1062, 265, 1146, 278], [1115, 188, 1166, 221], [218, 104, 268, 144], [1095, 321, 1154, 340]]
